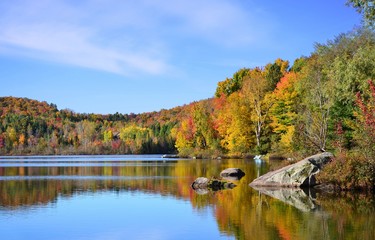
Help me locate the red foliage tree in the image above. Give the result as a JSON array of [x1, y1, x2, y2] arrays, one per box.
[[0, 135, 4, 149], [355, 80, 375, 140]]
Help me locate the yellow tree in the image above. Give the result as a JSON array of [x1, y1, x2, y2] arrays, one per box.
[[6, 127, 17, 148], [192, 101, 217, 150], [120, 125, 150, 153], [103, 130, 113, 144], [270, 72, 300, 152], [216, 92, 254, 154], [172, 117, 195, 156], [19, 134, 26, 146], [242, 69, 274, 152]]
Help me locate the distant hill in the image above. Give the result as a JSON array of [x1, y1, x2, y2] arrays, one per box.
[[0, 97, 58, 118], [0, 96, 211, 124], [0, 96, 213, 155]]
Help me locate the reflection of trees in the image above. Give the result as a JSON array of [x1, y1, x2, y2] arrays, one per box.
[[211, 186, 375, 240], [177, 160, 375, 240], [0, 159, 374, 239], [0, 163, 181, 208]]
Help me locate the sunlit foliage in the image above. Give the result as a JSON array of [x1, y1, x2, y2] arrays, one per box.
[[0, 18, 374, 189]]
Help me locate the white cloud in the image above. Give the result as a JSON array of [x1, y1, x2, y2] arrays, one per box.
[[0, 0, 273, 76], [143, 0, 273, 46], [0, 0, 170, 76]]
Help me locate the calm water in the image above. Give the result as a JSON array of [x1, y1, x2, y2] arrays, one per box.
[[0, 155, 374, 240]]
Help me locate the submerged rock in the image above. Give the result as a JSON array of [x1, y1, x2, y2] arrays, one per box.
[[208, 179, 236, 191], [220, 168, 245, 181], [191, 177, 236, 194], [249, 152, 333, 187]]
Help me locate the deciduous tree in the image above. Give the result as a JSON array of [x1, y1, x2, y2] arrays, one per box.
[[242, 69, 274, 152], [347, 0, 375, 27], [355, 79, 375, 156], [270, 72, 300, 152]]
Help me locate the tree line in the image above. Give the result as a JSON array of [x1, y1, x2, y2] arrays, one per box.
[[0, 97, 185, 155], [175, 28, 374, 156], [173, 26, 375, 189]]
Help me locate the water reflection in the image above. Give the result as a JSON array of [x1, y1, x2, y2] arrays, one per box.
[[251, 186, 317, 212], [0, 156, 373, 240]]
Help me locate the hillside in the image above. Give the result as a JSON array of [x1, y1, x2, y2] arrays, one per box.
[[0, 96, 215, 155], [0, 97, 58, 117]]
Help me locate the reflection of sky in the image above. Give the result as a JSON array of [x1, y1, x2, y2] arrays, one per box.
[[0, 154, 185, 161], [0, 155, 185, 167], [0, 191, 233, 240], [0, 176, 178, 181]]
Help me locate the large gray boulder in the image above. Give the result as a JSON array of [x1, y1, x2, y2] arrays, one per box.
[[249, 152, 333, 187]]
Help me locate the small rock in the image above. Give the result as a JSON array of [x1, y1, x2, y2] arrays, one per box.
[[191, 177, 237, 194], [220, 168, 245, 180], [191, 177, 209, 189]]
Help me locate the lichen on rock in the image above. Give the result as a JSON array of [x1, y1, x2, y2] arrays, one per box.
[[249, 152, 333, 188]]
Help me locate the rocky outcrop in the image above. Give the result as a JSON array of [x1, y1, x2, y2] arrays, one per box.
[[191, 177, 236, 194], [220, 168, 245, 181], [249, 152, 333, 187]]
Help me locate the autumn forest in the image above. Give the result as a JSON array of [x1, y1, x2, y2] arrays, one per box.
[[1, 26, 375, 189]]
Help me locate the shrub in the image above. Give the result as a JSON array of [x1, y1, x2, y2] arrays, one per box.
[[317, 152, 375, 190]]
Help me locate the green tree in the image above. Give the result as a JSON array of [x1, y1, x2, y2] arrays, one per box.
[[270, 72, 301, 153], [264, 58, 289, 91], [215, 68, 250, 97], [347, 0, 375, 27], [290, 57, 308, 73], [319, 27, 375, 150], [296, 55, 333, 152]]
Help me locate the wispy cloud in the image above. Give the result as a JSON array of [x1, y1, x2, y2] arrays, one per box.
[[144, 0, 272, 46], [0, 0, 272, 76]]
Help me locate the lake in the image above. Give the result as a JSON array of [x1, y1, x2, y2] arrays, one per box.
[[0, 155, 374, 240]]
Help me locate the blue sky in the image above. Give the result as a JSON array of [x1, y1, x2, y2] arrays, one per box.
[[0, 0, 361, 114]]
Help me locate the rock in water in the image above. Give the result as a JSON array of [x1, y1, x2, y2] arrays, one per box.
[[220, 168, 245, 180], [208, 179, 236, 191], [191, 177, 237, 194], [191, 177, 210, 189], [249, 152, 333, 187]]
